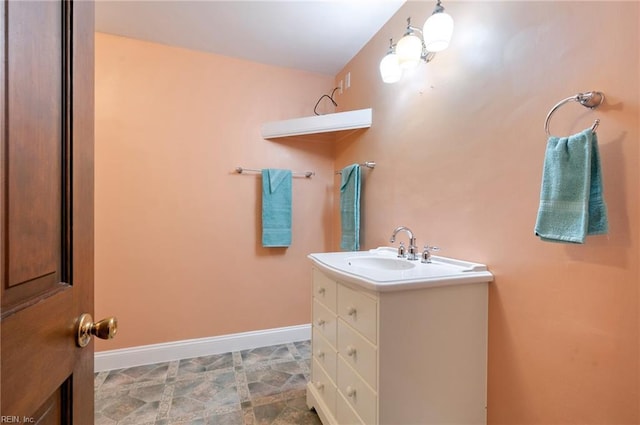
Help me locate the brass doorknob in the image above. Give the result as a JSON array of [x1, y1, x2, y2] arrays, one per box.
[[76, 313, 117, 347]]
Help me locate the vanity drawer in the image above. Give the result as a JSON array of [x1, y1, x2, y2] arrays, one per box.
[[312, 358, 337, 415], [313, 327, 337, 382], [337, 391, 365, 425], [338, 284, 378, 344], [338, 357, 377, 425], [313, 299, 337, 347], [313, 268, 337, 311], [338, 319, 377, 390]]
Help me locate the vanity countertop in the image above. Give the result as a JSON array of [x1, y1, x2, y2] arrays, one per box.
[[308, 247, 493, 292]]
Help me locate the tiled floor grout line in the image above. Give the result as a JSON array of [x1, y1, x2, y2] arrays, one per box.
[[155, 383, 175, 422]]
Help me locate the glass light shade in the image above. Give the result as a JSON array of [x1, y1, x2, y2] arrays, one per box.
[[379, 52, 402, 84], [423, 11, 454, 52], [395, 34, 422, 69]]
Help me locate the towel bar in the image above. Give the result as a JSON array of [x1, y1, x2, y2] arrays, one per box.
[[335, 161, 376, 175], [235, 167, 314, 178], [544, 91, 604, 137]]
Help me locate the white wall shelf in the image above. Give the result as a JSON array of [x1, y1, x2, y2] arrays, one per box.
[[261, 108, 372, 139]]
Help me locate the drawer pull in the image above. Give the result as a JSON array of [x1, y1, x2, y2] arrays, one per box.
[[318, 287, 326, 294], [346, 345, 357, 357], [347, 306, 357, 316], [346, 386, 357, 397], [314, 381, 325, 391], [317, 319, 326, 326], [316, 350, 325, 358]]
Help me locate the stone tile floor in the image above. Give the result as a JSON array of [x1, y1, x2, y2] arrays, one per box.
[[95, 341, 322, 425]]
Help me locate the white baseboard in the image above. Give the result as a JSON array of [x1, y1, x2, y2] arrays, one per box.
[[95, 323, 311, 372]]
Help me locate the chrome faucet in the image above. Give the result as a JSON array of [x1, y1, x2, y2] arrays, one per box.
[[390, 226, 418, 260]]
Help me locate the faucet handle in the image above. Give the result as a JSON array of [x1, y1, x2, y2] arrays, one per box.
[[407, 241, 419, 260], [397, 242, 406, 258], [421, 245, 440, 263]]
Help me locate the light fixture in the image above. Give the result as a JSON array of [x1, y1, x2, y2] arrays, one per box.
[[379, 0, 454, 84], [379, 39, 402, 84], [423, 1, 454, 52], [396, 19, 423, 70]]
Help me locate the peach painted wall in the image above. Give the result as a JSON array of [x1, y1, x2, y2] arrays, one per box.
[[637, 4, 640, 418], [94, 33, 336, 351], [333, 1, 639, 424]]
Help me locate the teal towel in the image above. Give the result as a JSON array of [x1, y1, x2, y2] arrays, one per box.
[[534, 128, 608, 243], [262, 169, 292, 247], [340, 164, 361, 251]]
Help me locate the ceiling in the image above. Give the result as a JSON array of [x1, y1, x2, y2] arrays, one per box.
[[95, 1, 406, 76]]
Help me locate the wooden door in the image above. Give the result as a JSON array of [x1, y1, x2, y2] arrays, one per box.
[[1, 0, 95, 423]]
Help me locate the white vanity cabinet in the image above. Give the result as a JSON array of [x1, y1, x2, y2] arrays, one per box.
[[306, 266, 489, 425]]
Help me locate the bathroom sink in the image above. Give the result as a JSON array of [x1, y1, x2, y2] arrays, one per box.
[[346, 256, 416, 271], [308, 247, 493, 292]]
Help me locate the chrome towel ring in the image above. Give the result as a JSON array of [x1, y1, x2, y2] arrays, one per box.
[[544, 91, 604, 137]]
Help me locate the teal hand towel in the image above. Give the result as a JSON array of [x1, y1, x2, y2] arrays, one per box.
[[534, 128, 608, 243], [262, 169, 292, 247], [587, 133, 608, 236], [340, 164, 361, 251]]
